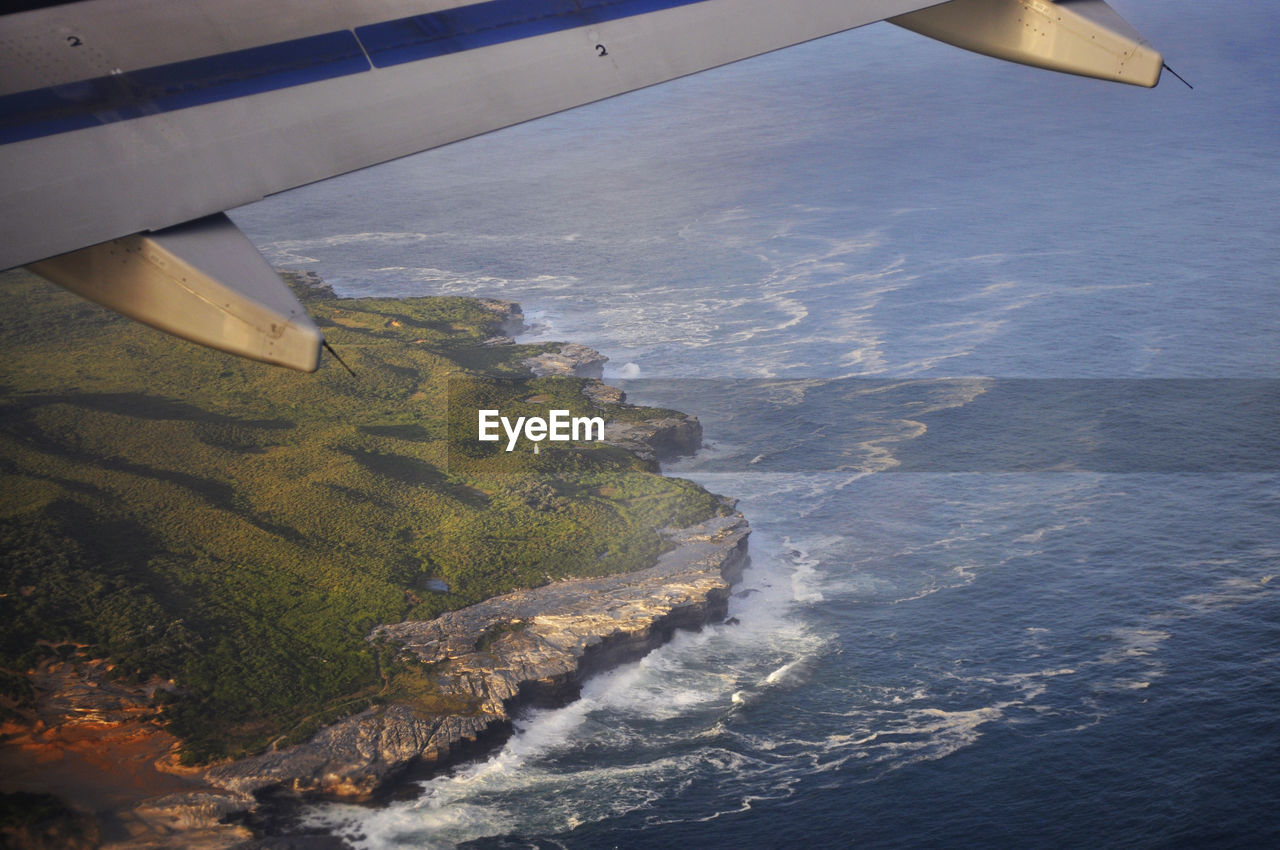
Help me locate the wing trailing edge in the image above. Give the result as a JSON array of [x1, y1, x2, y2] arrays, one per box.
[[28, 214, 322, 372], [891, 0, 1162, 87]]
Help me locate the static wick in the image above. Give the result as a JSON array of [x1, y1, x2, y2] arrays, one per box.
[[1163, 63, 1193, 90], [322, 339, 356, 377]]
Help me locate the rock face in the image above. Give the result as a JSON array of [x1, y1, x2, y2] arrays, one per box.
[[126, 792, 255, 847], [523, 343, 608, 379], [604, 415, 703, 463], [476, 298, 525, 339], [205, 512, 749, 805]]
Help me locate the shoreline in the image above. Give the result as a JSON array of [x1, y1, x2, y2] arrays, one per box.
[[228, 509, 750, 846], [3, 514, 752, 849], [112, 511, 750, 848], [0, 280, 749, 849]]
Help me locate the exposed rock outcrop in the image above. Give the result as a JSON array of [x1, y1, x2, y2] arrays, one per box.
[[604, 415, 703, 463], [523, 343, 608, 379], [580, 381, 624, 406], [120, 792, 255, 848], [476, 298, 525, 339]]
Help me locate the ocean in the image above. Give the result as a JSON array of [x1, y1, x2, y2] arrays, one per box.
[[231, 1, 1280, 846]]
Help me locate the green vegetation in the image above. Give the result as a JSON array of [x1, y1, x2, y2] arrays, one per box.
[[0, 269, 722, 763]]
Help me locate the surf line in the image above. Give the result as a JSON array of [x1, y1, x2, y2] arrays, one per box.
[[478, 409, 605, 452]]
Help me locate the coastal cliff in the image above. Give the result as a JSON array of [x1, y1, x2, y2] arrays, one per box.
[[4, 475, 746, 850], [195, 376, 737, 843], [0, 269, 745, 848], [206, 512, 748, 806], [101, 510, 748, 848]]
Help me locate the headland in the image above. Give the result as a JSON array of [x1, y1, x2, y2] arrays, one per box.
[[0, 269, 748, 848]]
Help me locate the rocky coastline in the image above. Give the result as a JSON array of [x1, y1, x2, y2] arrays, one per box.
[[11, 334, 743, 849], [209, 509, 749, 841], [518, 334, 703, 464], [142, 512, 749, 848], [0, 280, 744, 848]]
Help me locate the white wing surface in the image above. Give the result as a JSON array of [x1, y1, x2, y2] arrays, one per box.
[[0, 0, 1162, 370]]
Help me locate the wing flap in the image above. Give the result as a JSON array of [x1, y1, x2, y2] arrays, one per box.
[[890, 0, 1163, 87], [28, 213, 322, 372]]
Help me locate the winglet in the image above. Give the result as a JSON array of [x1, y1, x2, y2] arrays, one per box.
[[28, 213, 322, 371], [891, 0, 1164, 88]]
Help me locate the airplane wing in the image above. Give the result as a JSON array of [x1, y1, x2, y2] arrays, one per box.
[[0, 0, 1163, 371]]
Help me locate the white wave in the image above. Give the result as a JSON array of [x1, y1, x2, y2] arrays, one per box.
[[305, 798, 516, 850], [254, 231, 436, 266], [314, 748, 729, 849], [1105, 628, 1171, 661], [1075, 627, 1172, 694], [306, 532, 836, 845], [593, 638, 734, 722], [303, 669, 717, 848], [306, 616, 826, 847], [1179, 573, 1279, 612], [1013, 521, 1076, 545], [301, 697, 604, 848], [781, 537, 825, 604], [817, 701, 1012, 774], [763, 655, 815, 688]]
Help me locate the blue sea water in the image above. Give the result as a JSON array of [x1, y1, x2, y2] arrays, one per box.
[[232, 1, 1280, 846]]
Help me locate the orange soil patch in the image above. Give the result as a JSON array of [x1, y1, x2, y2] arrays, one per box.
[[0, 720, 204, 813], [0, 657, 211, 814]]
